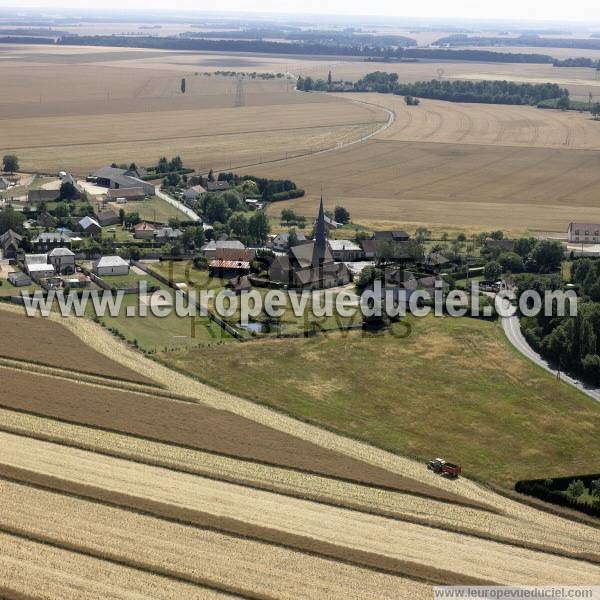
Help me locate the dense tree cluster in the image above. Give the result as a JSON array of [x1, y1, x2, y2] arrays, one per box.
[[434, 33, 600, 51], [347, 72, 566, 105]]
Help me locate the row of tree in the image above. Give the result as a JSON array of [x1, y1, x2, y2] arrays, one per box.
[[346, 72, 567, 106]]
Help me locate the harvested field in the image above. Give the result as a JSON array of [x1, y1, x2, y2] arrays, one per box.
[[0, 431, 598, 586], [261, 137, 600, 232], [0, 530, 234, 600], [0, 406, 597, 563], [340, 93, 600, 150], [0, 46, 385, 174], [0, 365, 479, 507], [0, 305, 156, 385], [0, 478, 427, 600]]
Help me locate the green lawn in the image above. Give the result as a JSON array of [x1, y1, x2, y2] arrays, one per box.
[[99, 271, 163, 291], [149, 261, 361, 336], [159, 315, 600, 488], [0, 282, 41, 297], [117, 196, 187, 224]]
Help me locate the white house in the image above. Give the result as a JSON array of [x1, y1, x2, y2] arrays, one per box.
[[568, 222, 600, 244], [92, 255, 130, 277], [48, 247, 76, 275]]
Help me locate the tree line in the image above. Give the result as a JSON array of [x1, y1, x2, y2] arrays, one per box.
[[335, 72, 566, 106]]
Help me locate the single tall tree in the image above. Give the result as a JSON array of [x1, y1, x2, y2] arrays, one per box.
[[2, 154, 18, 173]]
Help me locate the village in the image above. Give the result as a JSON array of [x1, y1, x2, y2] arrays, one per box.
[[0, 154, 591, 347]]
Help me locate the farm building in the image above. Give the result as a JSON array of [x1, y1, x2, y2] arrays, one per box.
[[106, 187, 146, 202], [202, 239, 245, 259], [327, 239, 363, 262], [206, 180, 230, 192], [60, 173, 84, 198], [48, 247, 75, 275], [0, 177, 11, 190], [90, 167, 155, 196], [78, 216, 102, 237], [183, 185, 206, 202], [8, 271, 32, 287], [215, 247, 256, 262], [95, 210, 120, 227], [568, 222, 600, 243], [27, 189, 59, 203], [155, 227, 183, 241], [92, 256, 130, 277], [0, 229, 23, 259], [272, 231, 306, 252], [32, 232, 72, 252], [209, 259, 251, 278], [25, 254, 54, 281], [373, 230, 411, 242], [133, 222, 156, 239]]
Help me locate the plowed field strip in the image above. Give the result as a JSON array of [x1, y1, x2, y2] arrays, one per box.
[[0, 366, 486, 509]]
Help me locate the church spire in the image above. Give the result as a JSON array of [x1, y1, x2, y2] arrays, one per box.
[[312, 195, 327, 267]]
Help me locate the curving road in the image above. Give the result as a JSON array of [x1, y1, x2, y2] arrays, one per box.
[[501, 315, 600, 403]]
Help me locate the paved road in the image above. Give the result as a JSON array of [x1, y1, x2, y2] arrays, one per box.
[[156, 188, 201, 223], [502, 314, 600, 403]]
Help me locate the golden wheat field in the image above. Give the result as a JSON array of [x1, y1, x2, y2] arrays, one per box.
[[0, 44, 386, 173]]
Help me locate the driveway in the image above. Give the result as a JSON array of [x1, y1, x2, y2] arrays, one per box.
[[501, 314, 600, 403]]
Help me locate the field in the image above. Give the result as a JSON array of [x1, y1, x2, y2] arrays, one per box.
[[114, 195, 189, 223], [0, 303, 598, 594], [160, 315, 600, 488], [0, 305, 154, 384], [0, 45, 386, 174], [260, 93, 600, 233]]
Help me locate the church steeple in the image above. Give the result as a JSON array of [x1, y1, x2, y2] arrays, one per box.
[[312, 196, 327, 267]]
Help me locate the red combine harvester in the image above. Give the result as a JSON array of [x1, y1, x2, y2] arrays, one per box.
[[427, 458, 462, 478]]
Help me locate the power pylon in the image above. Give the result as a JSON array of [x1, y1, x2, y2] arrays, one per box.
[[234, 76, 245, 107]]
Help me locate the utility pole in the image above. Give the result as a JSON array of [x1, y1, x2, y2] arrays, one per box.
[[234, 76, 245, 108]]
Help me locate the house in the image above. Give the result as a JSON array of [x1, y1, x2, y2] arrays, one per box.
[[25, 254, 54, 281], [420, 252, 450, 271], [106, 187, 147, 202], [60, 173, 84, 198], [90, 166, 155, 196], [0, 229, 23, 259], [202, 239, 244, 259], [206, 180, 230, 192], [78, 216, 102, 237], [209, 259, 251, 278], [327, 239, 363, 262], [183, 185, 206, 202], [92, 255, 130, 277], [568, 222, 600, 244], [48, 247, 75, 275], [133, 222, 156, 240], [27, 189, 59, 203], [95, 210, 120, 227], [272, 231, 306, 252], [373, 230, 410, 242], [360, 239, 379, 260], [215, 247, 256, 262], [0, 177, 11, 190], [32, 232, 72, 252], [8, 271, 32, 287], [36, 212, 55, 229], [227, 275, 252, 294], [323, 214, 342, 230], [155, 227, 183, 241], [269, 199, 351, 289]]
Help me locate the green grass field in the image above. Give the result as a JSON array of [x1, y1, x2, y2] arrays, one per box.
[[160, 315, 600, 488], [116, 196, 187, 224]]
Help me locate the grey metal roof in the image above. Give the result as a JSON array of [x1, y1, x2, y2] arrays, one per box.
[[79, 216, 100, 230], [48, 247, 75, 257], [328, 239, 361, 252], [95, 256, 129, 268]]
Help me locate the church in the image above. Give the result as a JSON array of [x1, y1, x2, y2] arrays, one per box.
[[269, 198, 351, 289]]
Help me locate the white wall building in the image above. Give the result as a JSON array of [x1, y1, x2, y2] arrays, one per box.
[[568, 222, 600, 243]]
